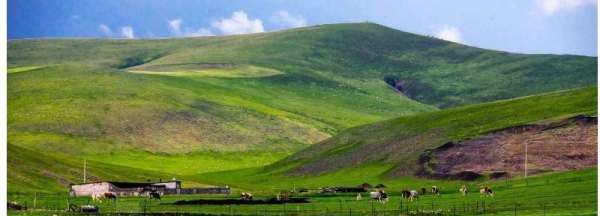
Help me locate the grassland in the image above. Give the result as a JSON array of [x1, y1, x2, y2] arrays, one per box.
[[270, 87, 597, 176], [7, 144, 209, 194], [129, 64, 284, 78], [6, 22, 598, 214], [8, 168, 597, 215]]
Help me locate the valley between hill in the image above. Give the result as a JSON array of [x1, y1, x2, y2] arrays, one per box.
[[7, 23, 597, 193]]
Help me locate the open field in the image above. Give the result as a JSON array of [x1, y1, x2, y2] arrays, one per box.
[[8, 168, 597, 215]]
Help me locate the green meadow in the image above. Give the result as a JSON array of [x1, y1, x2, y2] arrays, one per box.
[[8, 169, 597, 215], [6, 23, 598, 215]]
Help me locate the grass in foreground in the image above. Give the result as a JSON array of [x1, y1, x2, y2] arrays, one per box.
[[8, 168, 597, 215]]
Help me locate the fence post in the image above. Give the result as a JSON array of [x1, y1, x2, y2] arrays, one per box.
[[514, 203, 517, 216], [33, 192, 37, 209], [483, 200, 486, 215], [452, 204, 456, 216]]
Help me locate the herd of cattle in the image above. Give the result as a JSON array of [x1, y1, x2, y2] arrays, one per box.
[[67, 184, 496, 208], [236, 185, 495, 205], [344, 185, 494, 204], [86, 185, 494, 205], [91, 191, 162, 202], [7, 184, 497, 213]]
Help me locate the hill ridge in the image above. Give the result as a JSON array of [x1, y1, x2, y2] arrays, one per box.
[[272, 86, 597, 177]]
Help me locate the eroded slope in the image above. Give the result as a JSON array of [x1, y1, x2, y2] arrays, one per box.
[[419, 116, 597, 180]]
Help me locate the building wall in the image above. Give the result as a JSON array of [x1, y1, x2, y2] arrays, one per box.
[[152, 181, 180, 189], [165, 187, 230, 195], [70, 182, 111, 196], [70, 182, 226, 197]]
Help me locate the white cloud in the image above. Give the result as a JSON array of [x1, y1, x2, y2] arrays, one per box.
[[98, 24, 112, 36], [211, 10, 264, 35], [164, 11, 264, 37], [271, 10, 307, 28], [185, 28, 214, 37], [434, 26, 464, 43], [168, 19, 182, 35], [536, 0, 597, 15], [121, 26, 135, 39]]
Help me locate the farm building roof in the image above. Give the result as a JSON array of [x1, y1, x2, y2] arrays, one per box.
[[110, 182, 165, 188], [70, 180, 178, 188]]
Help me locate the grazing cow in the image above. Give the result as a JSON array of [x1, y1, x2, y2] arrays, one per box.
[[408, 190, 419, 202], [69, 204, 79, 212], [369, 190, 388, 203], [479, 186, 494, 197], [420, 187, 427, 195], [241, 192, 253, 201], [80, 205, 99, 213], [8, 201, 26, 211], [149, 191, 161, 200], [356, 193, 362, 201], [104, 192, 117, 200], [91, 193, 104, 202], [431, 186, 440, 196], [276, 192, 289, 201], [401, 190, 411, 199], [319, 187, 336, 194], [459, 185, 469, 196]]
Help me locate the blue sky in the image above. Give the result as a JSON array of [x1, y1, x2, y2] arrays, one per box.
[[8, 0, 598, 56]]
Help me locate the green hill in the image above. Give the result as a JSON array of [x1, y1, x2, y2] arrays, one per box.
[[270, 87, 597, 177], [7, 22, 597, 192]]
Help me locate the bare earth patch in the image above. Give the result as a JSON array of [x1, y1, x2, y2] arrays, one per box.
[[424, 116, 597, 179]]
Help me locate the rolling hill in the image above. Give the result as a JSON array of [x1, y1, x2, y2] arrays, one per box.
[[269, 87, 597, 178], [7, 22, 597, 193]]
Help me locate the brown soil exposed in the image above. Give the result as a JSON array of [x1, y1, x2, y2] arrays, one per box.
[[422, 116, 597, 180]]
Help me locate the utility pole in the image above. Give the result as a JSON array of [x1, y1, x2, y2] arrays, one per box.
[[83, 159, 87, 183], [524, 142, 528, 186]]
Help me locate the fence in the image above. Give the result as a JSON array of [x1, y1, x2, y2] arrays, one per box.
[[7, 192, 586, 216]]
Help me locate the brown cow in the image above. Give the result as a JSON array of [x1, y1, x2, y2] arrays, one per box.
[[149, 191, 161, 200], [104, 192, 117, 200], [241, 192, 253, 201], [401, 190, 411, 199], [479, 186, 494, 197]]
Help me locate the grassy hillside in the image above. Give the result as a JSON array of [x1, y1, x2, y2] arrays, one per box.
[[7, 22, 597, 193], [9, 23, 597, 108], [271, 87, 597, 177], [7, 144, 210, 194]]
